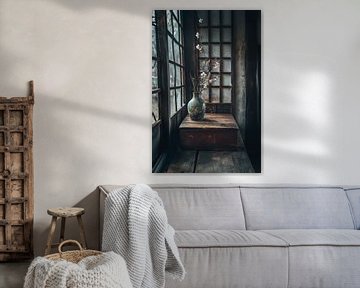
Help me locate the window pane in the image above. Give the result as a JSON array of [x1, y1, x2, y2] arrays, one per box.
[[223, 88, 232, 103], [180, 67, 185, 86], [199, 28, 208, 42], [180, 46, 183, 65], [173, 15, 179, 42], [179, 29, 183, 45], [200, 59, 208, 71], [210, 74, 220, 86], [201, 44, 209, 57], [169, 64, 175, 87], [152, 93, 159, 123], [210, 28, 220, 42], [222, 11, 232, 26], [167, 11, 173, 33], [170, 89, 176, 115], [222, 28, 231, 42], [176, 88, 182, 110], [210, 88, 220, 103], [198, 11, 208, 26], [152, 26, 157, 57], [222, 74, 231, 86], [176, 65, 181, 86], [222, 44, 231, 57], [174, 43, 180, 63], [152, 60, 158, 89], [201, 88, 209, 102], [210, 44, 220, 57], [210, 11, 220, 26], [211, 59, 220, 72], [168, 37, 173, 61], [223, 59, 231, 72]]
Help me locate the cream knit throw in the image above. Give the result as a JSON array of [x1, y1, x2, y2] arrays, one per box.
[[23, 251, 133, 288], [102, 184, 185, 288]]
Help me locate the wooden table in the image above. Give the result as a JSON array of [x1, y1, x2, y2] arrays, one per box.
[[179, 113, 240, 150]]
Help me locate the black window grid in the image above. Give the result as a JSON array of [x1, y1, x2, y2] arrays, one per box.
[[197, 11, 233, 104], [152, 12, 161, 123], [167, 10, 185, 115]]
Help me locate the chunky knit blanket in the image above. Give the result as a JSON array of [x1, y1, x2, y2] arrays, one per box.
[[24, 251, 133, 288], [102, 184, 185, 288]]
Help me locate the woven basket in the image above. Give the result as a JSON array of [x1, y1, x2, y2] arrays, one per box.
[[45, 240, 102, 263]]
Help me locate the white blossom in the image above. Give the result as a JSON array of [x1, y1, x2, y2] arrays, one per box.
[[195, 32, 200, 39], [199, 18, 203, 24]]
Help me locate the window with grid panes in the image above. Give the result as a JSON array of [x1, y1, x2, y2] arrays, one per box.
[[167, 10, 186, 116], [197, 11, 232, 103], [152, 11, 161, 124]]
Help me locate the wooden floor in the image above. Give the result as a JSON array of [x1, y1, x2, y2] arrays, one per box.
[[167, 148, 254, 173]]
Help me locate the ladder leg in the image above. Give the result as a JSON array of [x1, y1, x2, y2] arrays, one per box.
[[77, 215, 87, 249], [45, 216, 57, 255]]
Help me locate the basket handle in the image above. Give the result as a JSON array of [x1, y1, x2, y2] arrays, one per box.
[[58, 240, 83, 255]]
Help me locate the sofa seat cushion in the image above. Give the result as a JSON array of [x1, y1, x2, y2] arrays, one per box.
[[175, 230, 288, 248], [262, 229, 360, 246]]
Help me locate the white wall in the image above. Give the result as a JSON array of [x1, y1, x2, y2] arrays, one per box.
[[0, 0, 359, 255]]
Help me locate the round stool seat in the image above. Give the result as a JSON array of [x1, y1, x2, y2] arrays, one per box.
[[47, 207, 85, 218]]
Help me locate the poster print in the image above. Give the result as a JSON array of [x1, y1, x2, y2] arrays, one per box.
[[152, 10, 261, 173]]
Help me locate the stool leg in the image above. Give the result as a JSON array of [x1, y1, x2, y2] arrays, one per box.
[[77, 215, 87, 249], [60, 217, 66, 243], [45, 216, 57, 255]]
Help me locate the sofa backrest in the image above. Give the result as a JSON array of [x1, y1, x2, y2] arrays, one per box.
[[345, 188, 360, 229], [100, 185, 358, 232], [153, 186, 246, 230], [240, 187, 355, 230]]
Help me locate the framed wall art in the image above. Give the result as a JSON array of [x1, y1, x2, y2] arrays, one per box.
[[152, 10, 261, 173]]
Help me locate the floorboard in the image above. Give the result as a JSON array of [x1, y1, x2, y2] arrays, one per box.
[[166, 150, 197, 173], [196, 150, 254, 173], [167, 149, 254, 173]]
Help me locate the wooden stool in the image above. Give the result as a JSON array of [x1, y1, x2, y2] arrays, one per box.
[[45, 207, 87, 255]]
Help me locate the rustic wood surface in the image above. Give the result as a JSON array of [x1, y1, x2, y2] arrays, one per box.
[[47, 207, 85, 217], [180, 113, 238, 129], [0, 81, 34, 261], [166, 148, 254, 173], [196, 150, 254, 173], [179, 114, 240, 150], [166, 150, 196, 173]]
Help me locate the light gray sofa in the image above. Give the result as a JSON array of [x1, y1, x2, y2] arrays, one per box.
[[99, 185, 360, 288]]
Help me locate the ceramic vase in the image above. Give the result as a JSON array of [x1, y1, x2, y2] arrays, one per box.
[[187, 92, 205, 121]]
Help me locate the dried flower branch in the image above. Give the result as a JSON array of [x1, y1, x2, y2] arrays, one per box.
[[190, 17, 220, 96]]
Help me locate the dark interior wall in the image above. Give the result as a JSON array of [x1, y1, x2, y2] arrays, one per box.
[[232, 11, 246, 138], [244, 10, 261, 172], [232, 10, 261, 172]]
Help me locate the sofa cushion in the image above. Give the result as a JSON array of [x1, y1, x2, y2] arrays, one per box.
[[154, 186, 246, 230], [241, 187, 355, 230], [262, 229, 360, 246], [175, 230, 288, 248], [288, 246, 360, 288], [165, 246, 288, 288]]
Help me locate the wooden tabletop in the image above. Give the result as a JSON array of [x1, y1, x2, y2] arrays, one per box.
[[180, 113, 239, 129], [47, 207, 85, 217]]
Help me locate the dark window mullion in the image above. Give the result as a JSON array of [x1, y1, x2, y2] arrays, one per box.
[[168, 60, 185, 68]]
